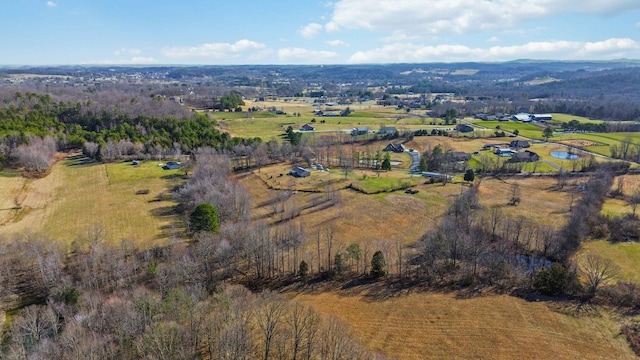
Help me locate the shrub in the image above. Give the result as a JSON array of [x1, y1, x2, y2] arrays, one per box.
[[533, 263, 579, 296], [299, 260, 309, 278]]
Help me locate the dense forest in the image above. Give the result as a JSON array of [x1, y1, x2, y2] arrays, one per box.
[[0, 90, 260, 173]]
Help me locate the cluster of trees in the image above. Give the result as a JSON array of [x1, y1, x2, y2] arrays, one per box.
[[1, 134, 58, 173], [284, 126, 303, 146], [0, 231, 379, 359], [418, 144, 464, 173], [609, 136, 640, 162], [560, 119, 609, 133]]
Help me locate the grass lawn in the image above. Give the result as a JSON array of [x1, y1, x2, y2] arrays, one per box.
[[549, 113, 605, 124], [294, 290, 636, 360], [579, 240, 640, 284], [0, 156, 185, 247], [466, 119, 546, 139]]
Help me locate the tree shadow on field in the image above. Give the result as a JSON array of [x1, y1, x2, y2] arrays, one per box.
[[510, 288, 597, 316], [161, 173, 185, 180], [66, 155, 100, 167], [150, 205, 179, 217]]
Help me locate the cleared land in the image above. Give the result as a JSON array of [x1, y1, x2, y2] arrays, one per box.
[[0, 155, 184, 247], [294, 291, 636, 360]]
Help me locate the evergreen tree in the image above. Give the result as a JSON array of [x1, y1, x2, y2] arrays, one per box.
[[189, 203, 219, 234], [381, 152, 392, 171], [299, 261, 309, 277], [464, 169, 475, 183], [370, 251, 386, 278]]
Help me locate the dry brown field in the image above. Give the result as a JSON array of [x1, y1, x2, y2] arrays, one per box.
[[294, 291, 636, 360], [243, 166, 578, 248], [243, 162, 640, 358]]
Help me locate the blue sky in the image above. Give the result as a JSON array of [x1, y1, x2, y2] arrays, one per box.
[[2, 0, 640, 65]]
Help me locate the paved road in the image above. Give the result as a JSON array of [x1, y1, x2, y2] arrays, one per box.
[[407, 149, 420, 172]]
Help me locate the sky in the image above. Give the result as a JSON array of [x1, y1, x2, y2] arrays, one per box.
[[2, 0, 640, 65]]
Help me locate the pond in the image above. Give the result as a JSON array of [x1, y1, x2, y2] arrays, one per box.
[[550, 151, 580, 160]]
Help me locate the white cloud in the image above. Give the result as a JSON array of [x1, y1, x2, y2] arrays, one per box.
[[88, 57, 156, 65], [327, 0, 640, 37], [162, 39, 267, 59], [129, 57, 155, 64], [278, 48, 339, 64], [346, 38, 640, 63], [325, 21, 340, 33], [46, 1, 57, 7], [326, 39, 348, 47], [299, 23, 323, 38], [487, 36, 500, 43], [114, 48, 142, 56]]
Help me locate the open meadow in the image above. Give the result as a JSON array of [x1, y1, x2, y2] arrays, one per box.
[[0, 155, 184, 247]]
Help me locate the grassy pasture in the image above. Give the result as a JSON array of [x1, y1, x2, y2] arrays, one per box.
[[466, 119, 546, 139], [294, 291, 636, 360], [549, 113, 605, 124], [579, 240, 640, 284], [217, 100, 451, 140], [0, 156, 184, 247]]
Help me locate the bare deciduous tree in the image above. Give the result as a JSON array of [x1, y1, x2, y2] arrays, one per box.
[[581, 254, 620, 297]]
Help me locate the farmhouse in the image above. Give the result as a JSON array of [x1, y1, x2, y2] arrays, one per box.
[[450, 151, 471, 161], [378, 126, 398, 136], [300, 123, 316, 131], [383, 143, 405, 153], [351, 127, 369, 136], [456, 124, 474, 133], [165, 161, 181, 169], [510, 140, 531, 149], [510, 150, 540, 162], [289, 167, 311, 178]]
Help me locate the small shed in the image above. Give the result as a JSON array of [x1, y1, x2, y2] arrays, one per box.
[[510, 140, 530, 149], [300, 123, 316, 131], [290, 167, 311, 178]]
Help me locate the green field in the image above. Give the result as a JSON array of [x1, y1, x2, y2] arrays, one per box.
[[0, 156, 185, 247]]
